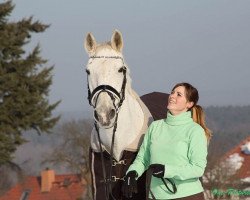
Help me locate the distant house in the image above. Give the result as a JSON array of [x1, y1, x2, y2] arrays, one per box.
[[0, 169, 86, 200], [204, 136, 250, 200], [224, 135, 250, 184]]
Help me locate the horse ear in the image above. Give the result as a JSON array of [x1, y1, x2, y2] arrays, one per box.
[[84, 32, 96, 55], [111, 29, 123, 52]]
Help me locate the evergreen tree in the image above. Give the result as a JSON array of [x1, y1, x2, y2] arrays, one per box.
[[0, 1, 60, 164]]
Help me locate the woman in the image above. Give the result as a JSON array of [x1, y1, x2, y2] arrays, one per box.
[[122, 82, 212, 200]]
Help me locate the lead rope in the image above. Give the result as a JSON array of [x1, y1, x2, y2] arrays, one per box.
[[146, 168, 157, 200], [95, 122, 109, 200], [95, 114, 119, 200], [108, 114, 118, 200], [146, 168, 177, 200]]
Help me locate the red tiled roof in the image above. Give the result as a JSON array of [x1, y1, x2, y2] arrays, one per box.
[[223, 135, 250, 179], [0, 173, 85, 200]]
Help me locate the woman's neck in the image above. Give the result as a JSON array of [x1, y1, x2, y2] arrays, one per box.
[[169, 109, 188, 116]]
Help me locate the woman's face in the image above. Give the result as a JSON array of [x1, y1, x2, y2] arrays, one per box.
[[167, 86, 193, 116]]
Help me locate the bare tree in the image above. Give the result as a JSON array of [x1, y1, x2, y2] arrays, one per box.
[[42, 118, 93, 200], [0, 162, 23, 196]]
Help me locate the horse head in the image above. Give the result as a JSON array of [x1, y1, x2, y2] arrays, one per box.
[[84, 30, 129, 129]]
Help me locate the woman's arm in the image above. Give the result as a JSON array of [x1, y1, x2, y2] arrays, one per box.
[[164, 126, 208, 180]]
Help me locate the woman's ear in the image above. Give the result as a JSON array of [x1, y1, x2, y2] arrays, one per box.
[[187, 101, 194, 109]]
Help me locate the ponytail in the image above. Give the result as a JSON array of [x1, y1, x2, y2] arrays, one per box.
[[191, 105, 212, 142]]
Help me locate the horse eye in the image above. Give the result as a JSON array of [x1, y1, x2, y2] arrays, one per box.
[[118, 66, 126, 73], [86, 69, 90, 75]]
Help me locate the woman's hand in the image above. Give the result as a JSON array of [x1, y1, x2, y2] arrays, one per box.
[[122, 170, 138, 198], [149, 164, 165, 178]]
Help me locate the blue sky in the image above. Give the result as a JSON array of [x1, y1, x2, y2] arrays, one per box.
[[11, 0, 250, 112]]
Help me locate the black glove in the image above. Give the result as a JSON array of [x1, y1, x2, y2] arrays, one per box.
[[122, 170, 138, 198], [149, 164, 165, 178]]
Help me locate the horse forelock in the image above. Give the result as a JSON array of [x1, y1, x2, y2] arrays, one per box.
[[88, 43, 132, 92], [94, 42, 122, 56]]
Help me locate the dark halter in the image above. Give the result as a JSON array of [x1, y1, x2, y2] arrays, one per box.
[[86, 55, 127, 112], [86, 55, 127, 200]]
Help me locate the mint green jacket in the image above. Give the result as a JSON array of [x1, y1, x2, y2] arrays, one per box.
[[127, 111, 208, 199]]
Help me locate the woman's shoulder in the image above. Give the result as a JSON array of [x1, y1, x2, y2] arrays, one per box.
[[149, 119, 165, 127], [146, 119, 165, 133], [188, 122, 206, 141], [192, 121, 204, 129]]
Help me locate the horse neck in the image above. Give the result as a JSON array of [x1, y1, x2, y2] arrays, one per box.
[[114, 88, 146, 150], [120, 88, 144, 124]]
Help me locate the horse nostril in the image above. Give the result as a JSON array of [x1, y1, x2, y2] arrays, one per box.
[[109, 109, 116, 119], [94, 111, 99, 121]]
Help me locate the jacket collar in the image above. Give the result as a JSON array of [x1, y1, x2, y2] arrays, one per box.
[[165, 111, 193, 126]]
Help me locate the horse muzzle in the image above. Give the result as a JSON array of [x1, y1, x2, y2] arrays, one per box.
[[94, 108, 117, 128]]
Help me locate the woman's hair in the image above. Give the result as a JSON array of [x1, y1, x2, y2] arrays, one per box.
[[171, 82, 212, 141]]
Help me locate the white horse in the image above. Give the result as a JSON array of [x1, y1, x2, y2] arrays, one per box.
[[84, 30, 153, 200], [84, 30, 153, 161]]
